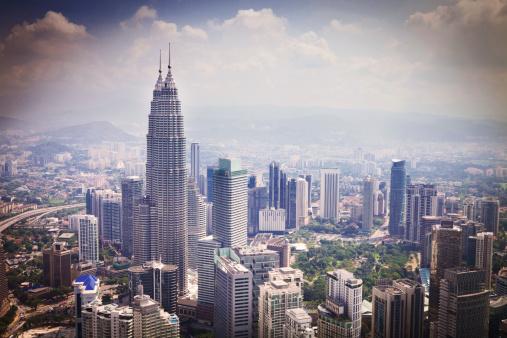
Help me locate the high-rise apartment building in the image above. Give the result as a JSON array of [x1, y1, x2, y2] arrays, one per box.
[[284, 308, 315, 338], [187, 178, 207, 269], [480, 197, 500, 234], [77, 215, 99, 263], [437, 268, 489, 338], [121, 176, 143, 258], [213, 158, 248, 248], [405, 184, 437, 244], [258, 268, 304, 338], [82, 302, 134, 338], [389, 160, 406, 236], [145, 48, 188, 294], [101, 196, 122, 244], [362, 176, 378, 230], [128, 261, 178, 314], [429, 224, 462, 322], [43, 241, 72, 288], [296, 178, 309, 228], [214, 255, 253, 338], [269, 161, 281, 209], [320, 169, 340, 221], [191, 142, 200, 185]]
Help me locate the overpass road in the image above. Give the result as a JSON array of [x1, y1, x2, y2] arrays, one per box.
[[0, 203, 85, 233]]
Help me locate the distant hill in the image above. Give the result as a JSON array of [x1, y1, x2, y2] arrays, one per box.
[[0, 116, 31, 131], [42, 121, 138, 144]]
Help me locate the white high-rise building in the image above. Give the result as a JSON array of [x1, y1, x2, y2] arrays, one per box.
[[474, 232, 494, 289], [258, 267, 304, 338], [296, 178, 309, 228], [213, 158, 248, 248], [187, 178, 207, 270], [191, 142, 200, 185], [259, 208, 286, 233], [284, 308, 315, 338], [78, 215, 99, 263], [132, 291, 180, 338], [214, 255, 253, 338], [320, 169, 340, 220], [82, 302, 134, 338], [362, 176, 377, 229], [197, 236, 222, 322]]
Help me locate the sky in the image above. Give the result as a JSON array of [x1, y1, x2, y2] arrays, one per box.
[[0, 0, 506, 131]]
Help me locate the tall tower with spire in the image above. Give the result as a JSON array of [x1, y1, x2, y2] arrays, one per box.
[[145, 44, 188, 294]]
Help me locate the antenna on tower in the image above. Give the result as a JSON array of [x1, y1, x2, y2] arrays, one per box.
[[159, 49, 162, 74], [168, 42, 171, 69]]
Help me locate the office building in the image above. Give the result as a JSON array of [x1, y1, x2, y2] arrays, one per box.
[[0, 244, 9, 316], [287, 178, 297, 229], [191, 142, 200, 185], [429, 224, 462, 322], [121, 176, 143, 258], [231, 247, 280, 336], [205, 201, 213, 235], [213, 158, 248, 248], [266, 237, 290, 268], [388, 279, 425, 338], [280, 171, 288, 210], [362, 176, 377, 230], [248, 186, 269, 235], [196, 236, 221, 322], [269, 161, 281, 209], [304, 174, 312, 208], [89, 189, 118, 239], [77, 215, 99, 263], [101, 196, 122, 244], [128, 261, 178, 314], [85, 187, 95, 215], [132, 197, 158, 265], [480, 197, 500, 234], [405, 184, 437, 244], [437, 268, 489, 338], [259, 208, 286, 233], [389, 160, 406, 236], [320, 169, 340, 221], [74, 274, 100, 337], [206, 166, 217, 203], [258, 268, 304, 338], [145, 48, 188, 294], [317, 269, 362, 338], [214, 255, 253, 338], [420, 216, 441, 268], [468, 232, 494, 289], [43, 241, 72, 287], [284, 308, 315, 338], [187, 178, 207, 270], [296, 178, 309, 228], [372, 285, 406, 338]]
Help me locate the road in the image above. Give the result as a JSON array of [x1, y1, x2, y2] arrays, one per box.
[[0, 203, 85, 233]]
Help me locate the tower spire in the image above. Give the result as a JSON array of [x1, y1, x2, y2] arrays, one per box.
[[154, 49, 163, 90], [159, 49, 162, 74], [168, 42, 171, 69], [164, 42, 175, 88]]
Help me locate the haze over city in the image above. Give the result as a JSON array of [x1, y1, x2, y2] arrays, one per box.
[[0, 1, 506, 338]]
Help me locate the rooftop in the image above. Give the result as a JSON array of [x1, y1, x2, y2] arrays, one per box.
[[74, 274, 98, 291]]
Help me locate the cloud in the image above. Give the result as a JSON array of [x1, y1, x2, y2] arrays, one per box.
[[329, 19, 361, 33], [182, 25, 208, 40], [120, 5, 158, 29]]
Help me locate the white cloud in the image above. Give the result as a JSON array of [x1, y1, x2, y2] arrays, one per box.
[[329, 19, 360, 33], [182, 25, 208, 40], [120, 5, 158, 29]]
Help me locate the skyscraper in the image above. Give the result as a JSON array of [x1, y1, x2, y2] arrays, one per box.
[[145, 47, 188, 294], [191, 142, 200, 185], [128, 261, 178, 314], [133, 197, 158, 265], [389, 160, 406, 236], [132, 288, 180, 337], [43, 241, 72, 288], [187, 178, 207, 270], [437, 268, 489, 338], [362, 176, 377, 230], [405, 184, 437, 244], [284, 308, 315, 338], [248, 186, 268, 235], [280, 171, 288, 210], [467, 232, 494, 289], [101, 196, 122, 244], [320, 168, 340, 221], [206, 165, 218, 203], [196, 235, 222, 323], [213, 158, 248, 248], [121, 176, 143, 258], [480, 197, 500, 234], [429, 223, 462, 322], [269, 161, 281, 209], [214, 255, 253, 338], [296, 177, 309, 228], [77, 215, 100, 263]]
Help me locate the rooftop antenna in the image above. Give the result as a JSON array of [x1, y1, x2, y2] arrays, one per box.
[[159, 49, 162, 74], [168, 42, 171, 69]]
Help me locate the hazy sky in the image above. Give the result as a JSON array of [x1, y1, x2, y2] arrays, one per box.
[[0, 0, 506, 128]]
